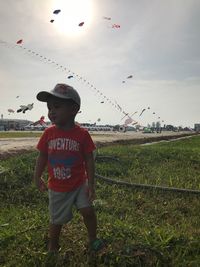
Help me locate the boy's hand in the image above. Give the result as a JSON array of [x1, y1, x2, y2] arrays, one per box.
[[36, 178, 48, 192]]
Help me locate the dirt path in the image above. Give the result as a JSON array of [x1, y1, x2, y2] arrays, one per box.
[[0, 131, 197, 160]]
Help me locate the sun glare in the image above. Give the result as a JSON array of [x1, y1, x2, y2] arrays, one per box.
[[51, 0, 94, 36]]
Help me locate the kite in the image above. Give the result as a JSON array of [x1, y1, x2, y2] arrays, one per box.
[[31, 116, 46, 126], [147, 107, 150, 109], [103, 16, 111, 20], [53, 9, 61, 14], [50, 19, 54, 23], [139, 109, 146, 117], [153, 112, 155, 114], [8, 109, 14, 113], [67, 75, 73, 79], [16, 96, 19, 98], [132, 122, 138, 126], [17, 103, 34, 113], [124, 117, 133, 126], [16, 39, 23, 44], [78, 22, 84, 27], [97, 118, 101, 122], [122, 75, 133, 83], [0, 39, 142, 127], [112, 24, 120, 29]]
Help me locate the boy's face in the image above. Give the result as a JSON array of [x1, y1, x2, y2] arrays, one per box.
[[47, 96, 78, 126]]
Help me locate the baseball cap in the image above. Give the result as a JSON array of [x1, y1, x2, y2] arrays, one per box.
[[36, 83, 81, 107]]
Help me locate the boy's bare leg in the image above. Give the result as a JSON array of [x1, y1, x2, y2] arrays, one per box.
[[79, 207, 97, 244], [48, 224, 62, 252]]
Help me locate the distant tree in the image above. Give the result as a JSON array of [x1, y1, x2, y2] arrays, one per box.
[[156, 121, 161, 129], [166, 125, 174, 131]]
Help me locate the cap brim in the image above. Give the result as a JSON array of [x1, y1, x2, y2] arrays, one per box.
[[36, 91, 53, 102], [36, 91, 73, 102]]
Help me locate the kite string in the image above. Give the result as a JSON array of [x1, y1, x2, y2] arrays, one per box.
[[1, 39, 141, 125]]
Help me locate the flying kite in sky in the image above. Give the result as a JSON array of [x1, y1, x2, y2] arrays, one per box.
[[124, 117, 133, 126], [8, 109, 14, 113], [16, 39, 23, 44], [103, 16, 111, 20], [139, 108, 146, 117], [0, 39, 145, 126], [122, 74, 133, 83], [16, 96, 19, 98], [67, 75, 73, 79], [78, 22, 84, 27], [50, 19, 54, 23], [53, 9, 61, 14], [17, 103, 34, 113], [112, 24, 120, 29], [31, 116, 46, 126]]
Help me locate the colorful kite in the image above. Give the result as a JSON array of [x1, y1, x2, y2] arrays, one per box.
[[78, 22, 84, 27], [16, 39, 23, 44], [124, 117, 133, 126], [112, 24, 120, 29]]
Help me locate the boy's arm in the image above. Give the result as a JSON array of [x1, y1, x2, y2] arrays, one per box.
[[34, 151, 48, 191], [85, 152, 96, 201]]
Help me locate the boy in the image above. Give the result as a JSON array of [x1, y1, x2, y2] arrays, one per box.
[[34, 83, 104, 253]]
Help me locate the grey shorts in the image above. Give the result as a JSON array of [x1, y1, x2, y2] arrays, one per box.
[[48, 181, 92, 225]]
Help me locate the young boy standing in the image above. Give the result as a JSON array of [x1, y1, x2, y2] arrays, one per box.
[[34, 83, 104, 253]]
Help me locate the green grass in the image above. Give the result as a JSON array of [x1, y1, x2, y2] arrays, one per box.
[[1, 136, 200, 266], [0, 131, 43, 138], [96, 135, 200, 190], [0, 131, 113, 139]]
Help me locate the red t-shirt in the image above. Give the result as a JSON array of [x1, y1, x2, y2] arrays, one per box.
[[37, 125, 96, 192]]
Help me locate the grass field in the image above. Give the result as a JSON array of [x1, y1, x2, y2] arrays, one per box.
[[0, 131, 43, 138], [0, 136, 200, 266]]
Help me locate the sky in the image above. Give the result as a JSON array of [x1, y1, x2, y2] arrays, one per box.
[[0, 0, 200, 128]]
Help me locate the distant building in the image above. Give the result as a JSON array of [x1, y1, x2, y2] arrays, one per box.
[[194, 124, 200, 132], [0, 119, 32, 131]]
